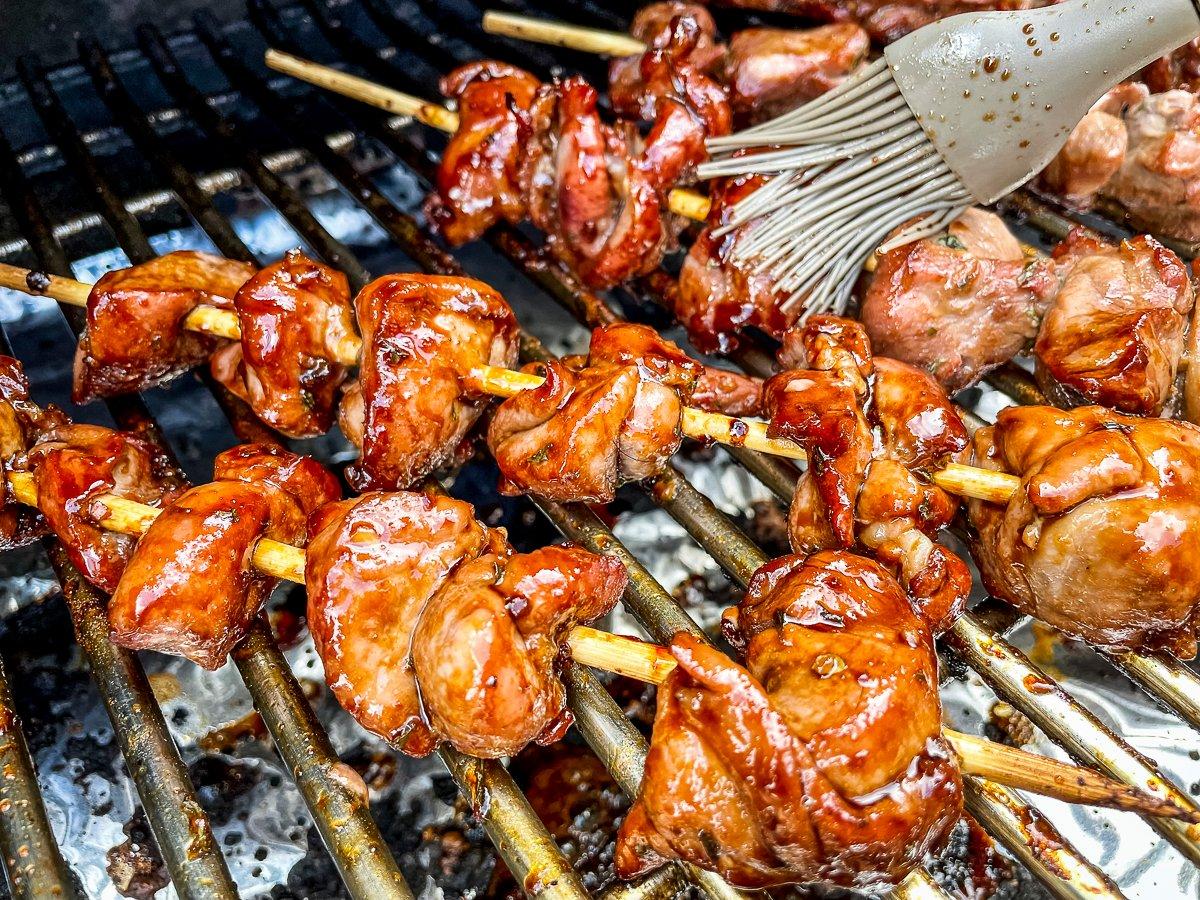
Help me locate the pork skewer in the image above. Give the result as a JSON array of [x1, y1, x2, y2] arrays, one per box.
[[0, 448, 1184, 822], [0, 260, 1019, 502]]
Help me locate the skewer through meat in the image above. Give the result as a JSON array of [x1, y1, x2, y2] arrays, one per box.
[[617, 550, 962, 888]]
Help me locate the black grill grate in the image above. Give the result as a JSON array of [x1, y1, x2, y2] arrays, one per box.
[[0, 3, 1196, 899]]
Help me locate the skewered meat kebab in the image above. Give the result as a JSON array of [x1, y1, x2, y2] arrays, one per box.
[[0, 366, 1179, 825], [266, 48, 1200, 411], [486, 4, 869, 125], [860, 207, 1199, 417], [1041, 81, 1200, 244], [0, 259, 1022, 504], [14, 254, 1195, 658], [0, 259, 813, 480]]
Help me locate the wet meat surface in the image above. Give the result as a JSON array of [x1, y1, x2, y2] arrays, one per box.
[[73, 251, 255, 403], [765, 316, 971, 630], [860, 208, 1058, 394], [306, 491, 626, 757], [107, 444, 340, 669], [22, 424, 187, 593], [617, 550, 961, 889], [341, 275, 519, 491], [488, 323, 701, 502], [209, 250, 355, 438], [968, 406, 1200, 658], [1035, 231, 1194, 416], [0, 357, 60, 550]]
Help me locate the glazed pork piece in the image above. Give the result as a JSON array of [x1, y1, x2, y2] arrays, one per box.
[[424, 63, 542, 245], [488, 323, 701, 502], [675, 173, 795, 354], [341, 274, 519, 491], [968, 406, 1200, 657], [1042, 84, 1200, 243], [306, 491, 626, 757], [22, 424, 187, 593], [617, 551, 961, 889], [107, 445, 340, 669], [859, 208, 1059, 394], [429, 59, 730, 289], [74, 251, 255, 403], [1035, 231, 1195, 416], [209, 251, 355, 438], [765, 316, 971, 630], [610, 3, 868, 126]]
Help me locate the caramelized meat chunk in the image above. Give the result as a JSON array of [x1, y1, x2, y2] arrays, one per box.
[[522, 77, 672, 288], [675, 173, 795, 354], [427, 62, 542, 245], [24, 425, 187, 593], [488, 324, 701, 502], [411, 545, 626, 757], [610, 3, 724, 121], [617, 551, 961, 889], [1034, 231, 1194, 416], [107, 445, 340, 669], [765, 317, 971, 628], [722, 23, 868, 122], [860, 208, 1059, 394], [341, 275, 519, 491], [968, 406, 1200, 657], [306, 491, 626, 756], [1041, 85, 1148, 202], [209, 251, 355, 438], [74, 251, 255, 403]]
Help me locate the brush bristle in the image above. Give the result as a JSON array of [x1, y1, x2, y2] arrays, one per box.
[[699, 58, 971, 320]]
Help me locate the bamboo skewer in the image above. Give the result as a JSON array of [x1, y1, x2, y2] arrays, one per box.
[[0, 469, 1187, 822], [483, 10, 647, 56], [0, 260, 1023, 503], [263, 49, 715, 222]]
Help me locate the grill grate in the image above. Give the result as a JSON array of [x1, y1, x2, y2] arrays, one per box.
[[0, 2, 1196, 899]]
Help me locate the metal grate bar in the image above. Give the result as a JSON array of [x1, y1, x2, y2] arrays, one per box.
[[962, 779, 1124, 900], [136, 22, 600, 898], [4, 62, 241, 900], [281, 5, 1159, 894], [75, 37, 419, 899], [136, 23, 370, 289]]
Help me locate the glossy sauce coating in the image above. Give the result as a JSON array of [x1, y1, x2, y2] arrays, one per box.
[[306, 491, 626, 757], [968, 406, 1200, 657], [23, 424, 187, 593], [488, 323, 700, 502], [765, 316, 971, 630], [1035, 230, 1194, 416], [107, 444, 340, 669], [74, 251, 255, 403], [675, 172, 795, 354], [209, 250, 355, 438], [860, 208, 1059, 394], [1042, 83, 1200, 243], [341, 274, 519, 491], [617, 551, 961, 889], [425, 62, 542, 245]]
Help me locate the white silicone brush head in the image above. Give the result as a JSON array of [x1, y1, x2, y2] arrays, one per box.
[[701, 0, 1200, 321]]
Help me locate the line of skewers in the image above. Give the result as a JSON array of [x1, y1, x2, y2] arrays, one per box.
[[0, 260, 1016, 502], [1, 252, 1197, 889]]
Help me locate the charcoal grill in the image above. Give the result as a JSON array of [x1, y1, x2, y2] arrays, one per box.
[[0, 1, 1198, 898]]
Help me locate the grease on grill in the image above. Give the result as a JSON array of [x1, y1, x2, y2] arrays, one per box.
[[105, 808, 169, 900], [925, 817, 1030, 899], [492, 743, 630, 896]]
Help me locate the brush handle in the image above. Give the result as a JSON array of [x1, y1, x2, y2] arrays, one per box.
[[886, 0, 1200, 203]]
